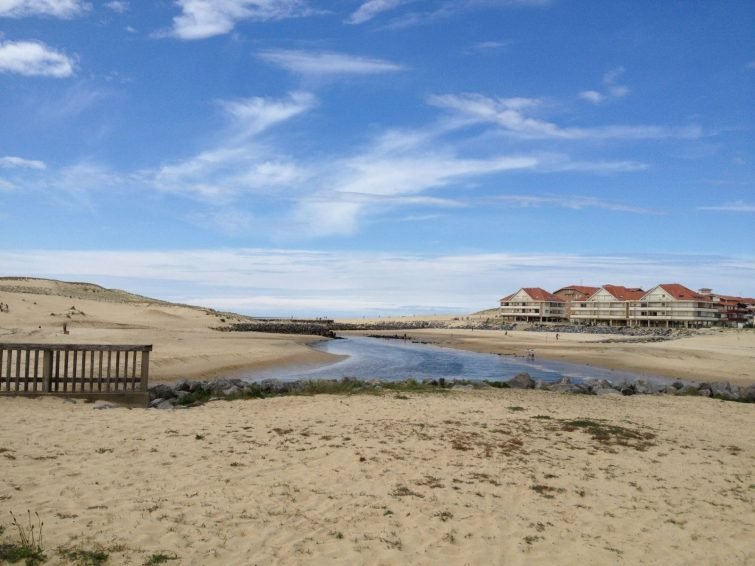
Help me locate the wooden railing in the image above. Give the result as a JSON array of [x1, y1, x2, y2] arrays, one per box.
[[0, 344, 151, 406]]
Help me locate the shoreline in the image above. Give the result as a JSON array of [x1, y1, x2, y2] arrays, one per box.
[[343, 328, 755, 386]]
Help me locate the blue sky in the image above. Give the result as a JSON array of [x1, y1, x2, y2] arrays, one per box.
[[1, 0, 754, 315]]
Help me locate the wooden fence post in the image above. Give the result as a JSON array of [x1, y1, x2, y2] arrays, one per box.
[[140, 349, 150, 392], [42, 349, 53, 393]]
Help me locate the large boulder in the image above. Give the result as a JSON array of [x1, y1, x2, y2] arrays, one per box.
[[740, 384, 755, 403], [148, 383, 176, 401], [709, 381, 740, 401], [507, 372, 535, 389]]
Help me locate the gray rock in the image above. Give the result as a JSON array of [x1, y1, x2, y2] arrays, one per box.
[[149, 384, 177, 401], [740, 384, 755, 403], [222, 385, 240, 397], [208, 379, 233, 394], [675, 385, 700, 396], [92, 401, 117, 410], [556, 376, 572, 385], [709, 381, 740, 401], [150, 397, 166, 408], [154, 400, 174, 410], [173, 379, 191, 392], [175, 390, 191, 401], [507, 372, 535, 389]]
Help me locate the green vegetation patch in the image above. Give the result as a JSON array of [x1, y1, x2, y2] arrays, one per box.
[[558, 418, 656, 451]]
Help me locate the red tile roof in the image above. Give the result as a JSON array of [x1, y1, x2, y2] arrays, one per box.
[[522, 287, 564, 302], [602, 285, 646, 301], [656, 283, 705, 301], [553, 285, 600, 297]]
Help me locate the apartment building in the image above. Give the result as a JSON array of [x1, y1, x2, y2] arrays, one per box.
[[628, 284, 719, 328], [702, 292, 755, 327], [499, 288, 566, 322], [570, 285, 645, 326], [553, 285, 599, 317]]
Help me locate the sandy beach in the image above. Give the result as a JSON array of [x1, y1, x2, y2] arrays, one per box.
[[1, 390, 753, 565]]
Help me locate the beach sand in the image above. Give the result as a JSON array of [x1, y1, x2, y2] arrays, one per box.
[[1, 390, 753, 565]]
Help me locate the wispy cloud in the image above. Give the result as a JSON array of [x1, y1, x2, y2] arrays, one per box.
[[0, 0, 88, 18], [468, 39, 513, 52], [429, 92, 702, 140], [579, 67, 629, 104], [258, 49, 405, 76], [105, 1, 128, 13], [346, 0, 410, 24], [151, 92, 314, 200], [2, 248, 752, 315], [578, 90, 605, 104], [698, 201, 755, 213], [168, 0, 314, 40], [385, 0, 550, 29], [0, 155, 47, 170], [0, 40, 75, 77], [493, 194, 662, 214]]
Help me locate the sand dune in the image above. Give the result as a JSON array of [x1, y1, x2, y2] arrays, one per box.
[[0, 278, 335, 382], [0, 391, 752, 565]]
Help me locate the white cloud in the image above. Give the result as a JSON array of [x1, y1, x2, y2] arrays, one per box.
[[385, 0, 550, 29], [219, 91, 316, 140], [469, 39, 512, 52], [169, 0, 312, 40], [429, 93, 702, 140], [0, 40, 74, 77], [0, 178, 15, 191], [0, 0, 87, 18], [493, 194, 662, 214], [105, 1, 127, 13], [151, 92, 314, 200], [258, 49, 405, 76], [580, 67, 629, 104], [698, 201, 755, 213], [0, 155, 47, 169], [2, 248, 752, 315], [346, 0, 409, 24], [578, 90, 605, 104]]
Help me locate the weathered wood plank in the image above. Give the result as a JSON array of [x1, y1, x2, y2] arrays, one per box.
[[106, 351, 112, 392], [15, 349, 21, 391], [33, 350, 40, 392], [140, 350, 149, 392], [98, 351, 103, 392], [24, 350, 30, 392]]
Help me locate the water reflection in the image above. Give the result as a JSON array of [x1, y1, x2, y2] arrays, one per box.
[[243, 336, 670, 385]]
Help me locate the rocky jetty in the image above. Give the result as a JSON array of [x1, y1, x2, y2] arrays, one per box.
[[217, 321, 336, 338], [147, 374, 755, 409]]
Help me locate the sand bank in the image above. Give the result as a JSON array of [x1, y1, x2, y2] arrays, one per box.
[[0, 280, 337, 382], [0, 391, 752, 565], [349, 329, 755, 385]]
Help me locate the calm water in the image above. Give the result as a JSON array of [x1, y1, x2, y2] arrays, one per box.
[[243, 336, 672, 385]]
